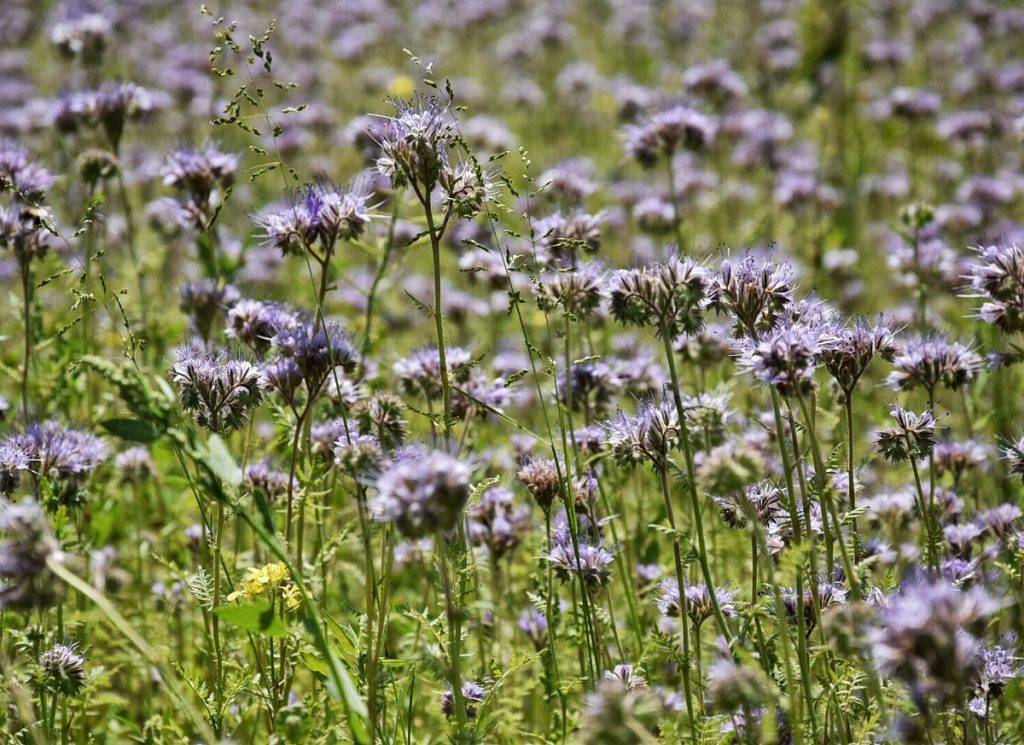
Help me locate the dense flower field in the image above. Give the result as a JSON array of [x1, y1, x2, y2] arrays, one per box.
[[2, 0, 1024, 742]]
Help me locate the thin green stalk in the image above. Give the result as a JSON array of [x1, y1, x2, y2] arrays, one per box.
[[661, 332, 733, 645], [212, 500, 226, 735], [438, 533, 468, 741], [423, 198, 452, 446], [20, 259, 32, 423]]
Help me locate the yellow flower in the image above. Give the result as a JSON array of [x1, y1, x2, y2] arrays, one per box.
[[227, 563, 294, 604], [281, 583, 302, 611]]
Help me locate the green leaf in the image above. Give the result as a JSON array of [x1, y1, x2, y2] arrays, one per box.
[[215, 600, 288, 637], [206, 434, 243, 486], [100, 418, 159, 443]]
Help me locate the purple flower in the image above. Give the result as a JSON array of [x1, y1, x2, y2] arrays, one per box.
[[170, 346, 265, 435], [372, 448, 471, 538]]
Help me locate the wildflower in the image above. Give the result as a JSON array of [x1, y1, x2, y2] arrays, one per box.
[[875, 406, 937, 462], [1001, 436, 1024, 482], [976, 504, 1022, 539], [0, 140, 54, 201], [394, 346, 473, 399], [559, 361, 622, 415], [179, 279, 240, 340], [886, 335, 983, 395], [624, 104, 716, 167], [578, 666, 662, 744], [604, 398, 680, 471], [656, 578, 737, 626], [271, 320, 358, 394], [227, 562, 301, 610], [254, 178, 374, 256], [0, 440, 30, 496], [607, 256, 708, 338], [440, 680, 486, 719], [969, 638, 1019, 715], [738, 318, 825, 397], [38, 643, 87, 697], [963, 244, 1024, 333], [536, 261, 606, 318], [547, 534, 614, 591], [171, 346, 265, 435], [934, 440, 989, 482], [516, 457, 562, 513], [517, 608, 548, 650], [709, 255, 795, 337], [467, 487, 531, 559], [242, 460, 289, 501], [163, 143, 237, 216], [819, 316, 897, 395], [370, 95, 454, 193], [534, 211, 604, 263], [333, 433, 386, 482], [225, 299, 298, 356], [872, 580, 996, 710], [0, 500, 58, 610], [372, 448, 471, 538], [706, 657, 772, 713], [51, 8, 111, 63], [114, 446, 155, 485], [352, 392, 408, 450]]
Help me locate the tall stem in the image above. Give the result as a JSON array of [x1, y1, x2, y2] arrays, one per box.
[[438, 534, 467, 740], [20, 259, 32, 423], [658, 466, 696, 737], [661, 333, 733, 645], [423, 198, 452, 447], [212, 500, 226, 735]]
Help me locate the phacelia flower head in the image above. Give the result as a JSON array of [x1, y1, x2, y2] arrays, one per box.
[[604, 397, 680, 471], [372, 448, 471, 538], [872, 580, 996, 710], [737, 317, 826, 397], [370, 95, 454, 193], [875, 405, 937, 462], [886, 335, 983, 394], [607, 255, 708, 338], [467, 486, 532, 559], [547, 533, 614, 592], [819, 315, 898, 394], [38, 643, 87, 697], [0, 500, 58, 610], [709, 254, 795, 338], [624, 104, 717, 167], [171, 345, 265, 435], [963, 243, 1024, 333]]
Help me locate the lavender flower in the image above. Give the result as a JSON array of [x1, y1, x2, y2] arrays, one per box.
[[170, 346, 265, 435], [467, 487, 531, 559], [547, 533, 614, 591], [440, 680, 486, 719], [886, 336, 983, 395], [0, 500, 58, 610], [607, 256, 708, 338], [963, 243, 1024, 333], [38, 643, 87, 696], [709, 255, 795, 337], [819, 316, 897, 394], [875, 406, 937, 462], [604, 398, 679, 470], [624, 105, 716, 167], [372, 448, 470, 538]]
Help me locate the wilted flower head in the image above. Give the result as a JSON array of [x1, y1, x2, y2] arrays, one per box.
[[170, 346, 265, 435], [875, 405, 937, 463], [607, 255, 708, 338], [372, 448, 471, 538], [38, 643, 86, 697], [516, 456, 562, 513], [709, 255, 795, 337], [886, 335, 983, 394]]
